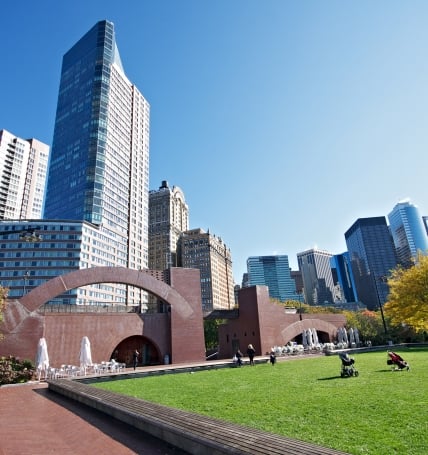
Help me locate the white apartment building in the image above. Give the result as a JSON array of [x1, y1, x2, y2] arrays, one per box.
[[0, 129, 49, 220]]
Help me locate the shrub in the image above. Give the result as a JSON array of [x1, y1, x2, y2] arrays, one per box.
[[0, 356, 35, 386]]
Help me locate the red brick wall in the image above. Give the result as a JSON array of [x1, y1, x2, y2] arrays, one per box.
[[218, 286, 346, 359]]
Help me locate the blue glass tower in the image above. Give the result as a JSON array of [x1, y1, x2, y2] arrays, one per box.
[[345, 217, 398, 310], [388, 201, 428, 267], [330, 252, 358, 303], [0, 20, 151, 306], [44, 21, 150, 273], [246, 255, 299, 302]]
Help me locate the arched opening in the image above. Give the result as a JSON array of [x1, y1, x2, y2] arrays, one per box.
[[292, 330, 330, 344], [111, 335, 161, 367]]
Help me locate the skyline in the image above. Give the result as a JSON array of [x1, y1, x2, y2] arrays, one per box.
[[1, 1, 428, 282]]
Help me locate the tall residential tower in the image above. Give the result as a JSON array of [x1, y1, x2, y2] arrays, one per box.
[[0, 129, 49, 220], [0, 21, 150, 305]]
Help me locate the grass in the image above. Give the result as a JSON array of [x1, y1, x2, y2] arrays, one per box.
[[93, 347, 428, 454]]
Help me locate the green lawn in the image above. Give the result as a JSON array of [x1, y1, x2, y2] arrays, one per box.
[[94, 347, 427, 455]]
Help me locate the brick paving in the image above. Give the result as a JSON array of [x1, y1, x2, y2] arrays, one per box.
[[0, 382, 186, 455]]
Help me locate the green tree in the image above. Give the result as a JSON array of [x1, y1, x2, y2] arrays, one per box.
[[345, 310, 386, 344], [203, 319, 226, 351], [384, 253, 428, 333]]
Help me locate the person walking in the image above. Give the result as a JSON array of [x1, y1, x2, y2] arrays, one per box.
[[132, 349, 139, 370], [235, 349, 243, 367], [247, 344, 255, 366]]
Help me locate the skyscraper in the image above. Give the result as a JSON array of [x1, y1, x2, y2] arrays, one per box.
[[148, 181, 189, 270], [0, 20, 150, 306], [330, 252, 358, 303], [44, 20, 150, 274], [0, 129, 49, 220], [246, 255, 299, 302], [180, 228, 234, 312], [388, 200, 428, 267], [297, 248, 335, 305], [345, 217, 398, 310]]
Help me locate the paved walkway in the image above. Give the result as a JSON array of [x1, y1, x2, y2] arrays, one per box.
[[0, 382, 186, 455], [0, 355, 323, 455]]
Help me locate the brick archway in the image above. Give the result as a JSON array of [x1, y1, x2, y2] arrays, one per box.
[[18, 267, 193, 314], [280, 319, 340, 345], [0, 267, 206, 365]]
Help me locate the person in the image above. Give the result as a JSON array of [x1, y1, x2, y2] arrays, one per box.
[[235, 349, 243, 367], [247, 344, 255, 366], [270, 351, 276, 366], [132, 349, 139, 370]]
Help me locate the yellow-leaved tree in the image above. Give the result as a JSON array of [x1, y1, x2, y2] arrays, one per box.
[[384, 253, 428, 332]]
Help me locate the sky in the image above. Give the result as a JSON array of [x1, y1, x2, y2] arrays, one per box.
[[1, 1, 428, 282]]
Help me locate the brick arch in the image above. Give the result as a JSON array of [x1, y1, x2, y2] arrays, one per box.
[[18, 266, 193, 316], [280, 318, 339, 344], [1, 267, 206, 366]]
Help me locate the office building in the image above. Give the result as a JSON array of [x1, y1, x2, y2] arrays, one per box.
[[330, 252, 358, 303], [246, 255, 299, 302], [0, 21, 150, 306], [297, 248, 335, 305], [423, 216, 428, 236], [180, 228, 234, 312], [388, 200, 428, 267], [148, 181, 189, 270], [0, 220, 129, 304], [290, 270, 304, 299], [0, 129, 49, 220], [345, 217, 398, 310]]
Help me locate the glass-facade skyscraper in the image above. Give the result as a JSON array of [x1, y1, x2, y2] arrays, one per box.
[[44, 20, 150, 274], [330, 252, 358, 303], [0, 21, 150, 305], [246, 255, 299, 302], [345, 217, 398, 310], [388, 200, 428, 267], [0, 130, 49, 220]]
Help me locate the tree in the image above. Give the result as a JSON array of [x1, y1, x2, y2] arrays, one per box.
[[384, 253, 428, 333], [344, 310, 386, 345], [203, 319, 226, 351]]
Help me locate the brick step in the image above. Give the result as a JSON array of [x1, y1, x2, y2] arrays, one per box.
[[48, 379, 349, 455]]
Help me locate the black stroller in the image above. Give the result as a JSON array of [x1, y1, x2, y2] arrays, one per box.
[[339, 352, 359, 377], [387, 351, 410, 371]]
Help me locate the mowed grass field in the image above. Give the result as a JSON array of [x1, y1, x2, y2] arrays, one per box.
[[94, 347, 427, 454]]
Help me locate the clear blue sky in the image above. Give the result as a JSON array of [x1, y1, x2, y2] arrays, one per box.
[[1, 1, 428, 282]]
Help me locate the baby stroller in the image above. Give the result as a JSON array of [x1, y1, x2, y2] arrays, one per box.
[[387, 351, 410, 371], [339, 352, 359, 377]]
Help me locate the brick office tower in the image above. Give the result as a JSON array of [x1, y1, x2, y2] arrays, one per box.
[[149, 180, 189, 271], [180, 228, 235, 313]]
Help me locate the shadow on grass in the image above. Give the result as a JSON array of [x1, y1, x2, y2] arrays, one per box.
[[317, 376, 342, 381]]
